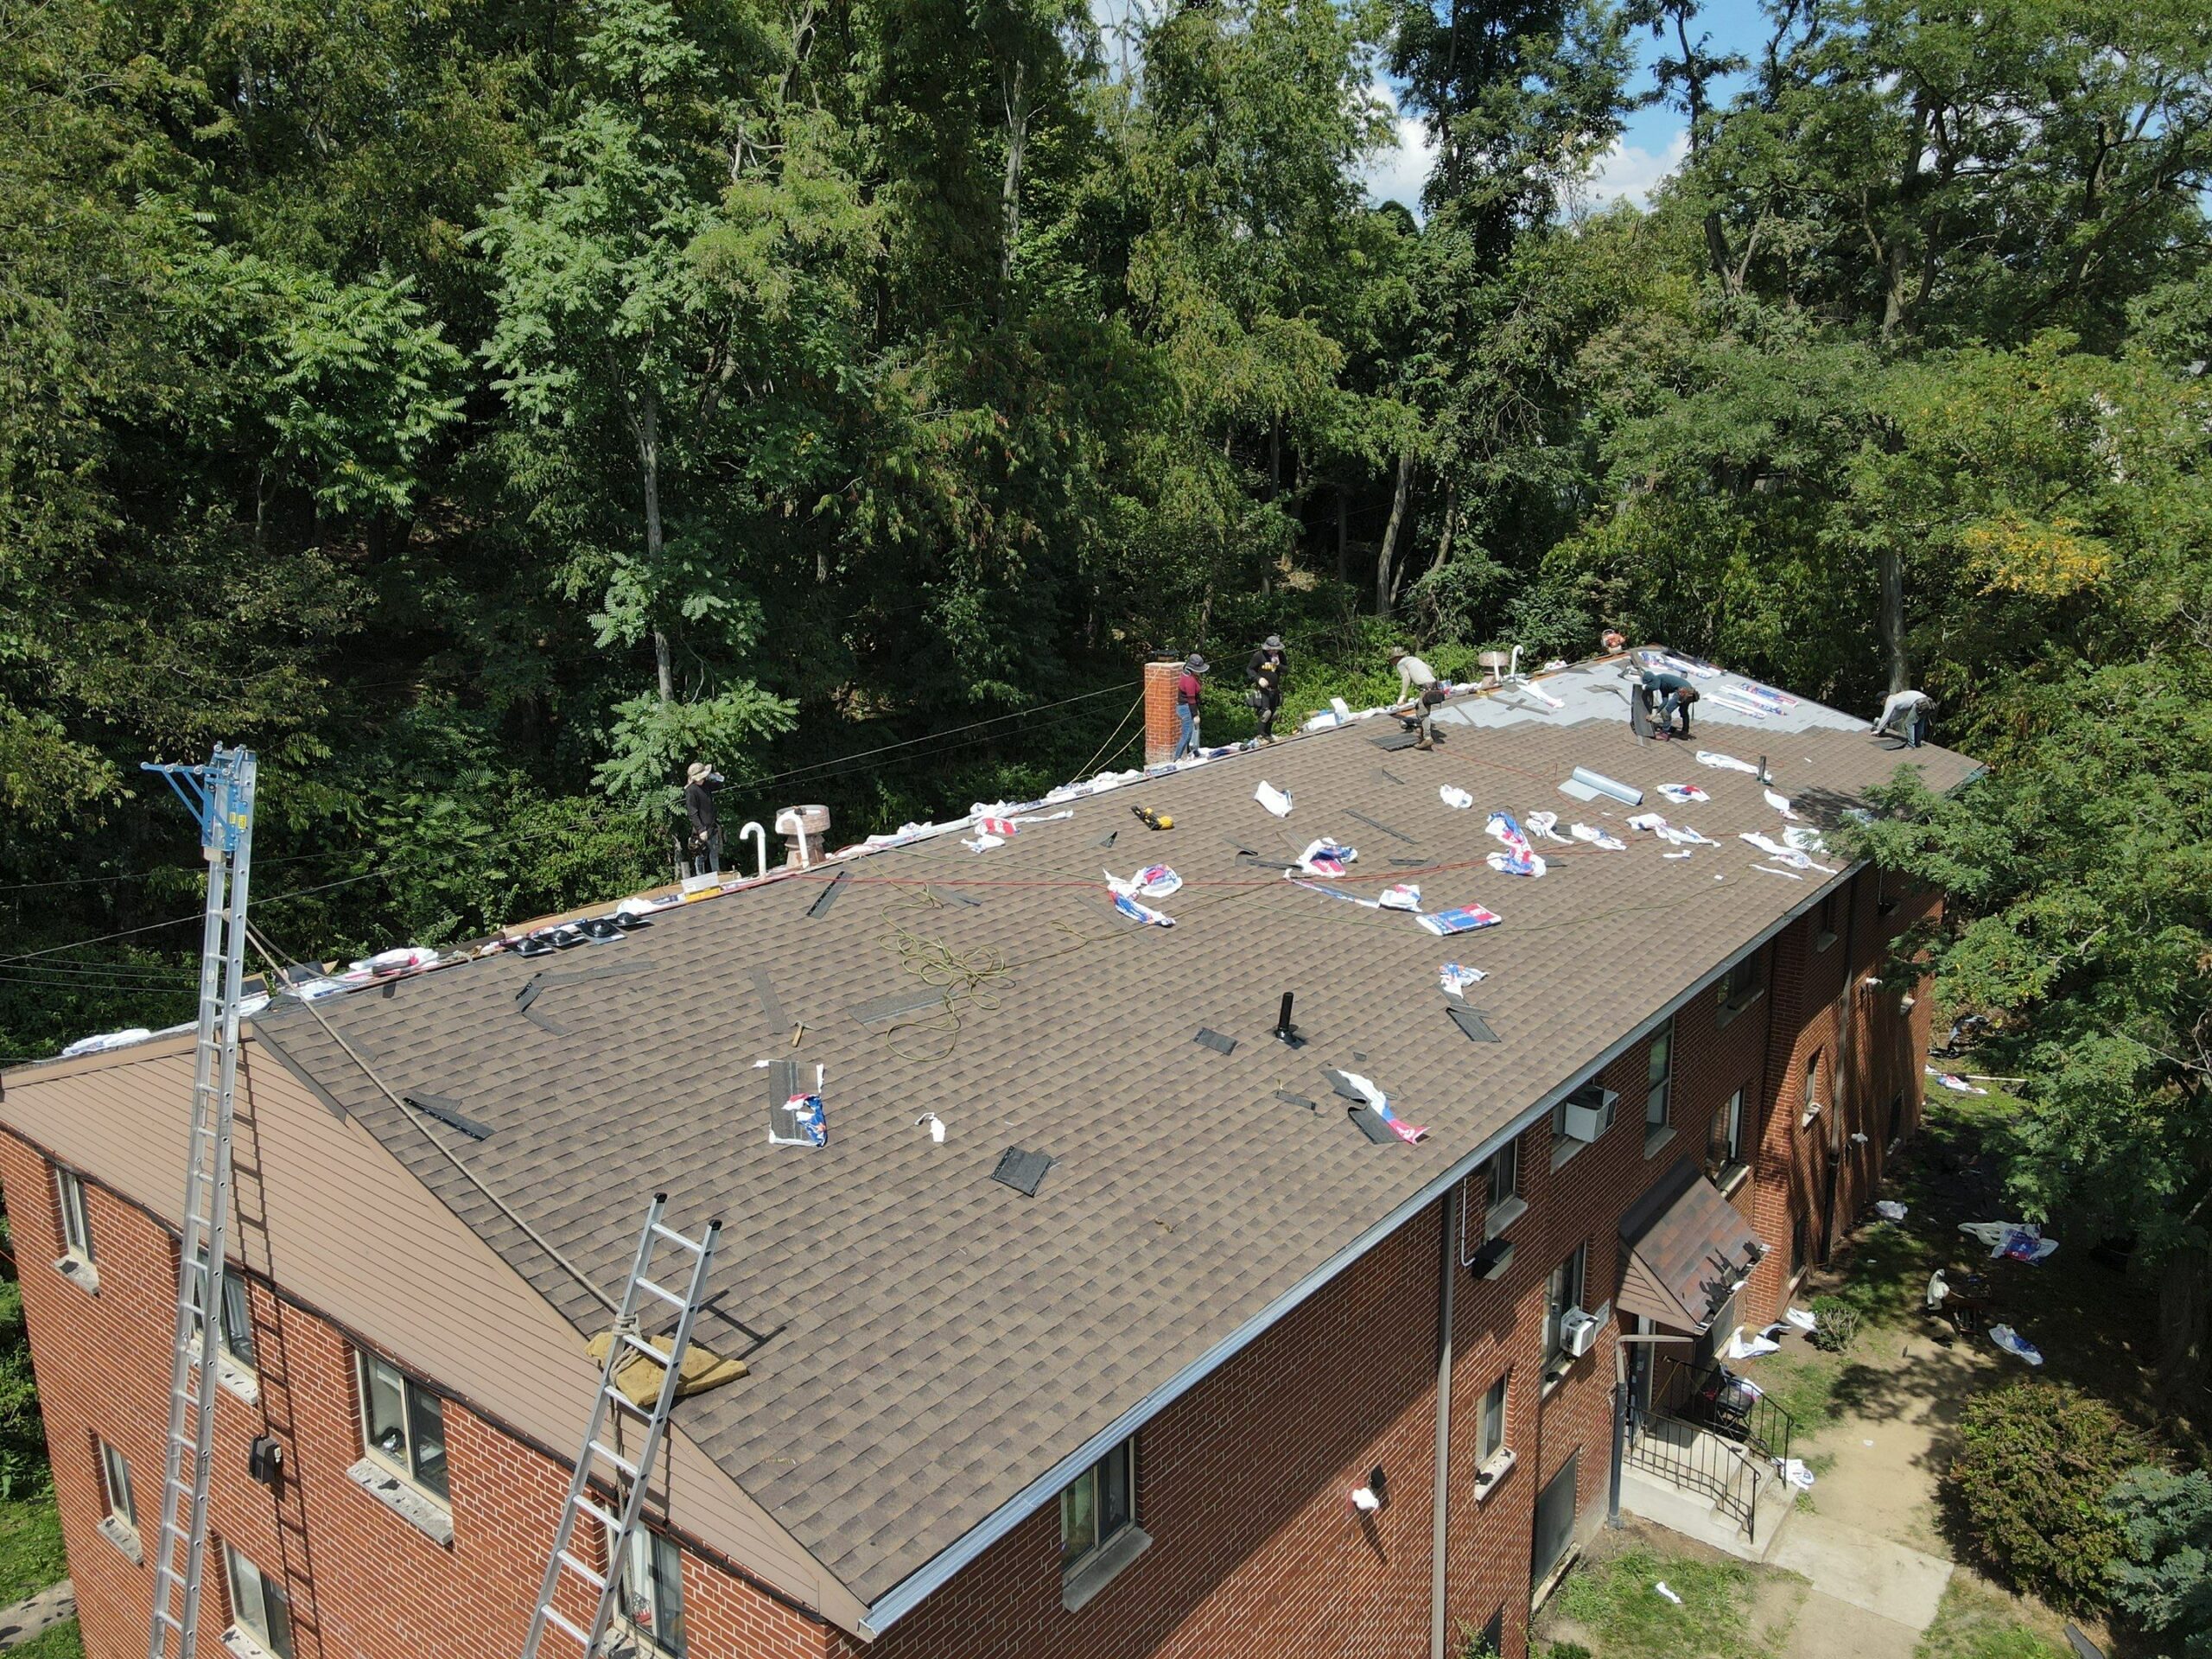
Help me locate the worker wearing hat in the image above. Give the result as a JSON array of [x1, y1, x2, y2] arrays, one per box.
[[683, 762, 724, 876], [1174, 654, 1207, 760], [1246, 634, 1287, 743]]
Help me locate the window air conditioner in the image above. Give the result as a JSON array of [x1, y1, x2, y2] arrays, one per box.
[[1560, 1084, 1615, 1142], [1560, 1307, 1600, 1358]]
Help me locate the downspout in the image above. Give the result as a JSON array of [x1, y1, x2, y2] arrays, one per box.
[[1429, 1183, 1459, 1659]]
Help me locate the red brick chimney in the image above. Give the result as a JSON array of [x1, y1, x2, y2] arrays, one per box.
[[1143, 658, 1183, 767]]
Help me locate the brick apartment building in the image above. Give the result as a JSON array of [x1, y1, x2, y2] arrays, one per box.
[[1, 652, 1972, 1659]]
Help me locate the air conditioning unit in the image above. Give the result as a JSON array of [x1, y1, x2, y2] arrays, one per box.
[[1560, 1307, 1600, 1358], [1560, 1084, 1616, 1142]]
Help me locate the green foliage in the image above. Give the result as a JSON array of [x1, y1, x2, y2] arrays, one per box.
[[9, 1619, 83, 1659], [2105, 1466, 2212, 1657], [1948, 1382, 2152, 1614], [1913, 1574, 2071, 1659], [1806, 1294, 1860, 1354]]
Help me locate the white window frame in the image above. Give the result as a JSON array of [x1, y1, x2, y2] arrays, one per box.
[[1481, 1139, 1527, 1239], [99, 1438, 135, 1529], [1801, 1050, 1825, 1128], [610, 1527, 687, 1658], [222, 1541, 295, 1659], [1479, 1376, 1508, 1464], [1708, 1089, 1748, 1189], [1644, 1020, 1675, 1154], [355, 1352, 450, 1505], [55, 1169, 93, 1262], [188, 1244, 257, 1381], [1543, 1243, 1588, 1370], [1715, 950, 1765, 1021]]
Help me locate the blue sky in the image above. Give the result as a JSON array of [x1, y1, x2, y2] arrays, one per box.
[[1361, 0, 1772, 214]]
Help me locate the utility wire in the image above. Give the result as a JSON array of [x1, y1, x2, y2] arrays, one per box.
[[732, 683, 1138, 793], [242, 920, 617, 1313]]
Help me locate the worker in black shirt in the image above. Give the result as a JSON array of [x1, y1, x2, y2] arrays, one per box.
[[1246, 634, 1287, 743], [683, 762, 723, 876], [1637, 670, 1699, 740]]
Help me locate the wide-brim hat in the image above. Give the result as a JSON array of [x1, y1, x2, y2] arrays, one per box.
[[686, 763, 712, 783], [1264, 635, 1283, 650], [1186, 654, 1209, 673]]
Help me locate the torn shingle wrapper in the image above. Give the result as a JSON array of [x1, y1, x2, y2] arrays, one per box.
[[1439, 963, 1488, 999], [1109, 891, 1176, 927], [1255, 781, 1293, 817], [1105, 865, 1181, 899]]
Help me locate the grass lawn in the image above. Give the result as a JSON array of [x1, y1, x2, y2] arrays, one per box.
[[1543, 1544, 1796, 1659], [10, 1618, 83, 1657], [1913, 1574, 2071, 1659], [0, 1489, 67, 1605]]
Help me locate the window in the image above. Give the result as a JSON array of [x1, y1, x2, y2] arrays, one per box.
[[1552, 1083, 1618, 1160], [189, 1247, 257, 1371], [1544, 1244, 1587, 1366], [1481, 1138, 1526, 1238], [55, 1170, 93, 1263], [98, 1439, 135, 1530], [1707, 1090, 1746, 1182], [1815, 889, 1840, 948], [1715, 951, 1764, 1019], [1478, 1376, 1508, 1465], [1791, 1212, 1814, 1278], [358, 1354, 448, 1503], [1801, 1052, 1825, 1126], [1875, 868, 1897, 914], [1058, 1437, 1136, 1576], [612, 1529, 687, 1657], [222, 1543, 294, 1659], [1645, 1020, 1675, 1130]]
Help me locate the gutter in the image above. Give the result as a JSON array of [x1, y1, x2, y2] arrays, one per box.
[[856, 874, 1856, 1637], [1429, 1183, 1460, 1659]]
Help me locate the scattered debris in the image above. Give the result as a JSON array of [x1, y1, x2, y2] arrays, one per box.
[[1109, 891, 1176, 926], [1524, 810, 1572, 843], [1106, 864, 1182, 899], [1696, 750, 1761, 775], [1739, 831, 1836, 872], [1657, 783, 1710, 804], [1570, 823, 1625, 850], [1194, 1027, 1237, 1056], [915, 1112, 946, 1142], [1294, 839, 1358, 876], [1777, 1459, 1816, 1491], [1418, 904, 1503, 937], [1961, 1221, 2059, 1262], [1485, 810, 1546, 877], [1726, 1328, 1781, 1359], [1446, 1007, 1499, 1044], [1654, 1582, 1683, 1605], [1377, 883, 1421, 911], [1783, 1306, 1816, 1332], [1989, 1323, 2045, 1365], [1627, 812, 1717, 846], [1440, 785, 1474, 810], [1255, 781, 1294, 817], [1325, 1070, 1429, 1144], [991, 1146, 1053, 1197], [1875, 1199, 1908, 1221], [1751, 864, 1804, 880], [1439, 963, 1488, 999], [1763, 787, 1800, 820], [1927, 1066, 1988, 1095]]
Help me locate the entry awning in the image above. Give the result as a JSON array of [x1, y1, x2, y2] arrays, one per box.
[[1617, 1159, 1768, 1334]]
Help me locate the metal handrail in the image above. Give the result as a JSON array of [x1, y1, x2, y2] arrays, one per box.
[[1650, 1355, 1796, 1469], [1624, 1400, 1763, 1537]]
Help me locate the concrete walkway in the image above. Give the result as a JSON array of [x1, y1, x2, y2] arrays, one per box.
[[1770, 1510, 1953, 1630], [0, 1579, 73, 1650]]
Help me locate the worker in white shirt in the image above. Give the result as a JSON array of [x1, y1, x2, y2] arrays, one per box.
[[1872, 687, 1933, 747], [1389, 646, 1438, 704]]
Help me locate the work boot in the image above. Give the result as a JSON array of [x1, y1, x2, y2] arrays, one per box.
[[1414, 738, 1434, 751]]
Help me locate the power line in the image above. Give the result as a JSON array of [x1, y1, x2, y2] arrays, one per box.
[[731, 683, 1138, 793]]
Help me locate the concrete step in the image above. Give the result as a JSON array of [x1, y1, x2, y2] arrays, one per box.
[[1619, 1460, 1799, 1563]]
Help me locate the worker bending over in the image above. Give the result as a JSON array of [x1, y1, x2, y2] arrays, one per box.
[[1872, 687, 1933, 748], [1638, 670, 1699, 740], [1246, 634, 1287, 742], [1389, 645, 1438, 704]]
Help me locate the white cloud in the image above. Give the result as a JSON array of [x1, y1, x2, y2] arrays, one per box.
[[1359, 84, 1437, 218], [1579, 128, 1692, 210]]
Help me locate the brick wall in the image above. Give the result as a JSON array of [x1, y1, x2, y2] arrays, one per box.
[[5, 903, 1931, 1659]]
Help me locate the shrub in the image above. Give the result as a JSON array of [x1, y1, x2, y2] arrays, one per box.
[[1544, 1645, 1594, 1659], [1807, 1294, 1861, 1353], [1947, 1382, 2152, 1613], [2106, 1465, 2212, 1658]]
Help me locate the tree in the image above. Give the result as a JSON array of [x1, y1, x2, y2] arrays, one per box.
[[476, 0, 796, 809], [2107, 1467, 2212, 1659]]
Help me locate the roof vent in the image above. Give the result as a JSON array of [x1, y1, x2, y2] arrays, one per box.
[[776, 804, 830, 868]]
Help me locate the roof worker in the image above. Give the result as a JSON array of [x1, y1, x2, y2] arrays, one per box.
[[1413, 681, 1449, 751], [1174, 654, 1207, 760], [1601, 627, 1627, 654], [1246, 634, 1287, 744], [1389, 645, 1438, 705], [683, 762, 724, 877], [1872, 686, 1933, 748], [1637, 668, 1700, 741]]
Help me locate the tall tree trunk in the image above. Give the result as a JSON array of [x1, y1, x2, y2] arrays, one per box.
[[1425, 480, 1459, 582], [999, 59, 1029, 294], [1337, 486, 1350, 586], [2159, 1238, 2209, 1404], [1878, 544, 1908, 694], [1375, 450, 1412, 620], [636, 385, 674, 702]]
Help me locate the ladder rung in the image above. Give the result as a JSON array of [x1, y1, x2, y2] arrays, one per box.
[[587, 1440, 639, 1478], [538, 1605, 593, 1645], [155, 1609, 184, 1630], [556, 1550, 607, 1589], [573, 1497, 620, 1533], [602, 1387, 652, 1418], [617, 1332, 664, 1360], [632, 1275, 684, 1308], [649, 1222, 706, 1253]]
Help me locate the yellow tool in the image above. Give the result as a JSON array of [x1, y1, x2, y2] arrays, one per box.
[[1132, 804, 1173, 831]]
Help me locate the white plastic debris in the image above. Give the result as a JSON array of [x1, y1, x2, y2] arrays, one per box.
[[1376, 884, 1421, 911], [1989, 1324, 2045, 1365], [1784, 1306, 1817, 1332], [1439, 963, 1488, 999], [350, 945, 438, 975], [1726, 1329, 1782, 1360], [1778, 1459, 1816, 1491], [1525, 811, 1572, 843], [1697, 750, 1762, 775], [1570, 823, 1626, 850], [1255, 781, 1293, 817], [1763, 788, 1801, 821], [60, 1027, 154, 1058], [1875, 1199, 1908, 1221], [915, 1113, 946, 1143], [1440, 785, 1475, 810], [1654, 1582, 1684, 1605]]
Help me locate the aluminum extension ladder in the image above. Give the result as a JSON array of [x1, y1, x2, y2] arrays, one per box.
[[523, 1195, 721, 1659], [143, 747, 257, 1659]]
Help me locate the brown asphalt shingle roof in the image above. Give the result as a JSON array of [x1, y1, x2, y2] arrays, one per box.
[[251, 663, 1976, 1611]]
